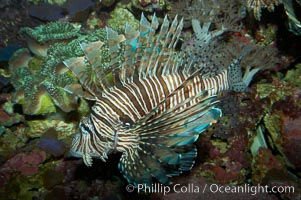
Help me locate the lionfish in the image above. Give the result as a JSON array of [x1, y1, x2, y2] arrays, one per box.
[[63, 14, 249, 186]]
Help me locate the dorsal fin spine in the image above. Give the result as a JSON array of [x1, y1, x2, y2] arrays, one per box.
[[152, 15, 170, 76], [136, 13, 151, 77], [106, 27, 125, 70], [144, 13, 160, 76], [120, 23, 139, 82]]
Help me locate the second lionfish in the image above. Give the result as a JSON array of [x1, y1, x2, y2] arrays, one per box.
[[64, 14, 252, 186]]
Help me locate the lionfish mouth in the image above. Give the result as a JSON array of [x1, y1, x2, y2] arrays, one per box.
[[68, 133, 83, 158], [69, 130, 111, 166]]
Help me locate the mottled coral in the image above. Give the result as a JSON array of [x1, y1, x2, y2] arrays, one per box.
[[281, 116, 301, 171], [0, 107, 24, 127], [245, 0, 301, 35], [8, 23, 107, 115], [0, 127, 28, 158], [86, 11, 108, 30], [0, 0, 42, 48], [284, 63, 301, 88], [20, 21, 79, 44], [0, 170, 44, 199], [108, 6, 140, 32], [170, 0, 244, 30], [20, 21, 80, 56], [249, 63, 301, 186], [9, 56, 63, 115], [254, 24, 278, 45], [0, 94, 24, 127], [251, 148, 284, 183], [257, 69, 301, 172], [2, 150, 46, 175], [26, 119, 76, 141], [246, 0, 280, 20], [129, 0, 170, 13], [197, 131, 250, 184]]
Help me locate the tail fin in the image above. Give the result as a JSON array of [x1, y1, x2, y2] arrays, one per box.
[[118, 90, 221, 186], [227, 55, 263, 92], [227, 58, 248, 92]]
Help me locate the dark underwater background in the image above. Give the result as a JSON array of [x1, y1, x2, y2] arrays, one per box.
[[0, 0, 301, 199]]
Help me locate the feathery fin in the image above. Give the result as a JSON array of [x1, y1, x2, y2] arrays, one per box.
[[63, 56, 104, 97], [63, 57, 94, 94], [120, 23, 139, 81], [118, 88, 221, 185], [143, 13, 160, 76], [64, 84, 96, 100], [65, 14, 186, 96], [106, 27, 126, 70], [80, 41, 104, 70]]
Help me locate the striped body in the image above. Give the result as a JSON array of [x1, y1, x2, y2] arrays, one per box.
[[96, 71, 228, 124], [65, 14, 247, 186], [71, 70, 229, 159]]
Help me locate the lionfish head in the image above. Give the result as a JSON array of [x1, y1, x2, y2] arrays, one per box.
[[69, 117, 110, 166]]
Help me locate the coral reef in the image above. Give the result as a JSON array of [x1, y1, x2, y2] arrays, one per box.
[[26, 119, 76, 140], [8, 22, 108, 115], [0, 93, 24, 127], [108, 5, 140, 32], [258, 65, 301, 173], [86, 11, 109, 30], [1, 150, 46, 176], [244, 0, 301, 35], [170, 0, 245, 29], [9, 47, 77, 115], [129, 0, 170, 13], [19, 21, 80, 56], [197, 135, 250, 184], [246, 0, 280, 20], [0, 0, 42, 48]]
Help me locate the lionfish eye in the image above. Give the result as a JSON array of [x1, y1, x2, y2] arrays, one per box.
[[80, 122, 91, 135], [125, 122, 131, 129]]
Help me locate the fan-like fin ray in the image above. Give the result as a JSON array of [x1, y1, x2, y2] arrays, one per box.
[[118, 88, 221, 186], [63, 57, 96, 95], [80, 41, 104, 70], [120, 23, 140, 81], [106, 27, 126, 71]]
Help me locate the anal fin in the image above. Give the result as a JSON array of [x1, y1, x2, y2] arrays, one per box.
[[118, 89, 221, 186]]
